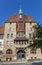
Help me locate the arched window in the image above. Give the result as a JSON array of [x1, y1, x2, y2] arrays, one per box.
[[6, 49, 12, 54], [30, 49, 36, 54]]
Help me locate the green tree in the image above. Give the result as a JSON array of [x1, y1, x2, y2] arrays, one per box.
[[28, 24, 42, 50]]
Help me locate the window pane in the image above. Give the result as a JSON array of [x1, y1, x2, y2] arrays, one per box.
[[17, 32, 24, 37], [0, 35, 3, 39], [6, 41, 10, 45], [10, 41, 13, 45], [11, 34, 13, 38], [30, 49, 36, 54], [29, 34, 33, 38], [7, 34, 9, 38], [0, 42, 2, 45]]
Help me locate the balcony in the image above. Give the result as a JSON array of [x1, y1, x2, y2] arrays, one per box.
[[14, 43, 28, 48], [14, 37, 28, 48]]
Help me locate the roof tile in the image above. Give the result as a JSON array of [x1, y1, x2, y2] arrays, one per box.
[[0, 26, 4, 34]]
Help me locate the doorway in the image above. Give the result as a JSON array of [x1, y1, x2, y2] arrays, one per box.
[[17, 50, 25, 59]]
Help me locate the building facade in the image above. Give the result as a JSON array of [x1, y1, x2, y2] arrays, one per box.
[[0, 9, 42, 62]]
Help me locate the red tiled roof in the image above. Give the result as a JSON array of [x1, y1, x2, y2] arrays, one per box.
[[0, 26, 4, 34], [0, 15, 35, 34], [7, 15, 35, 23], [7, 15, 35, 32]]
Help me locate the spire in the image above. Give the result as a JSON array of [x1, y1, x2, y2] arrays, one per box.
[[19, 8, 22, 14], [19, 6, 23, 18]]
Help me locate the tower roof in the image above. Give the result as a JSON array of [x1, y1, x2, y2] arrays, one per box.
[[19, 8, 22, 14]]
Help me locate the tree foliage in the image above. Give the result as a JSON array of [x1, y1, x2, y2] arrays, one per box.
[[28, 24, 42, 50]]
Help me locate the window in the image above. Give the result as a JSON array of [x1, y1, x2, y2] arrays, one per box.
[[10, 41, 13, 45], [30, 22, 32, 28], [6, 49, 12, 54], [23, 41, 24, 44], [30, 49, 36, 54], [31, 57, 33, 59], [17, 32, 24, 37], [30, 27, 32, 31], [6, 41, 10, 45], [16, 41, 18, 44], [7, 34, 10, 38], [7, 34, 13, 38], [19, 41, 21, 44], [29, 41, 32, 45], [6, 41, 13, 45], [0, 42, 2, 45], [0, 35, 3, 39], [29, 34, 31, 38], [29, 34, 33, 38], [34, 57, 37, 59], [11, 34, 13, 38]]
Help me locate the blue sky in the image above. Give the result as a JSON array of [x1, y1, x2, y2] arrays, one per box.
[[0, 0, 42, 27]]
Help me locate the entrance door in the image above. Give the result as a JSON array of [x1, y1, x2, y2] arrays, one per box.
[[17, 50, 25, 59], [6, 58, 12, 62]]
